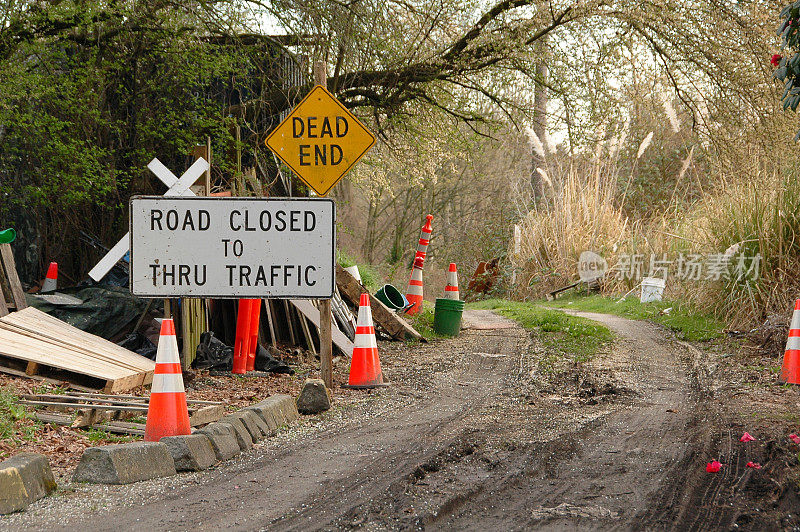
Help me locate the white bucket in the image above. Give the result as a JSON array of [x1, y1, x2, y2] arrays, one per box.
[[345, 265, 362, 284], [640, 277, 666, 303]]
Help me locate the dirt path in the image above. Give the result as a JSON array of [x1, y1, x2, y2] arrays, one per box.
[[2, 309, 756, 530]]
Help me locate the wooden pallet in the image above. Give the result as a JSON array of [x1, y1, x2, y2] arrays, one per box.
[[23, 392, 224, 433], [0, 307, 155, 392]]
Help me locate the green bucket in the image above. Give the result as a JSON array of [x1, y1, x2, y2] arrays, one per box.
[[433, 298, 465, 337], [375, 284, 407, 310], [0, 228, 16, 244]]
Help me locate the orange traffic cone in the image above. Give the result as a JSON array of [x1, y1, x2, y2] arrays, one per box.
[[345, 293, 389, 388], [41, 262, 57, 293], [233, 299, 252, 374], [405, 215, 433, 315], [444, 263, 459, 300], [247, 299, 261, 372], [780, 299, 800, 384], [406, 257, 424, 315], [144, 319, 191, 441]]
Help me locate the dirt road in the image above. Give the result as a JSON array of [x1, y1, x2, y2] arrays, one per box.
[[2, 309, 793, 530]]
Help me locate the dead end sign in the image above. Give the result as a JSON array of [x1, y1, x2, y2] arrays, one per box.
[[130, 197, 335, 299], [265, 85, 375, 196]]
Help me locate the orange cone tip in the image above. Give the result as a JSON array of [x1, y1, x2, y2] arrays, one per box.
[[41, 262, 58, 293]]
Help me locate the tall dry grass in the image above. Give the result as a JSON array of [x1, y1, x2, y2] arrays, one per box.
[[511, 160, 631, 298], [673, 162, 800, 327]]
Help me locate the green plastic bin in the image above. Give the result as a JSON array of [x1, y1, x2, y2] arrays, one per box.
[[433, 298, 465, 337], [375, 284, 407, 310]]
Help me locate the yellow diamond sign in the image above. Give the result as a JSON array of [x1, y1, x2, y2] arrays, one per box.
[[265, 85, 376, 196]]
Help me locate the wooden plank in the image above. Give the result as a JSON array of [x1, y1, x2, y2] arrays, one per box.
[[299, 313, 317, 356], [0, 364, 97, 392], [289, 299, 354, 355], [0, 282, 9, 317], [189, 404, 224, 427], [0, 327, 132, 378], [62, 391, 222, 406], [0, 243, 26, 310], [92, 422, 145, 436], [3, 307, 155, 370], [335, 265, 424, 342], [319, 299, 333, 389], [104, 372, 147, 394], [283, 300, 297, 344], [264, 300, 278, 349], [0, 321, 149, 374], [18, 399, 150, 411], [24, 394, 221, 415]]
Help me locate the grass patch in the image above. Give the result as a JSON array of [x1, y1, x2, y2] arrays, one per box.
[[0, 386, 41, 451], [541, 293, 725, 342], [406, 300, 448, 341], [467, 298, 613, 362], [338, 251, 383, 292], [84, 428, 139, 444]]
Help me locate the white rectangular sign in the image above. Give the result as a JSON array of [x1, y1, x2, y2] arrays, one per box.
[[130, 197, 335, 298]]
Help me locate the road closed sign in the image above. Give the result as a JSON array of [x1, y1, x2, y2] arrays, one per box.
[[265, 85, 375, 196], [130, 197, 335, 298]]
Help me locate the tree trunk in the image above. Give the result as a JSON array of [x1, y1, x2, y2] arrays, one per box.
[[531, 48, 548, 200]]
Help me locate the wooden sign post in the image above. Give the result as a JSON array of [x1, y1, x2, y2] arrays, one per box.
[[265, 61, 376, 391], [315, 63, 334, 390]]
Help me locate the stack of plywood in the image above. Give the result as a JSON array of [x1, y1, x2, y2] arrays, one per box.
[[0, 307, 155, 393]]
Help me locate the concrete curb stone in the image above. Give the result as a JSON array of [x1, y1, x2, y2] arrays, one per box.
[[222, 412, 261, 442], [229, 411, 269, 440], [161, 434, 217, 471], [243, 405, 279, 435], [0, 453, 57, 514], [197, 423, 241, 461], [216, 417, 253, 450], [73, 442, 176, 485]]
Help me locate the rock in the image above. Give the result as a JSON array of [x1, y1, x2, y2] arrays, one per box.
[[216, 417, 253, 451], [197, 423, 240, 461], [160, 434, 217, 471], [73, 442, 176, 484], [296, 379, 331, 415], [228, 411, 269, 440], [0, 453, 57, 514]]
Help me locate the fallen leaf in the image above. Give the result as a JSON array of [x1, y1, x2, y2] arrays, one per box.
[[706, 460, 722, 473], [740, 432, 755, 443], [790, 434, 800, 445], [746, 462, 761, 469]]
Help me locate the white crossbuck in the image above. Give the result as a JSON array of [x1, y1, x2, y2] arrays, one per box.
[[87, 157, 209, 281]]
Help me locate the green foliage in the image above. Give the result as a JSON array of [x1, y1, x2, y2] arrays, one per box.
[[406, 301, 448, 341], [467, 299, 613, 361], [775, 2, 800, 138], [83, 428, 138, 444], [542, 293, 725, 342], [0, 386, 40, 446], [337, 250, 383, 292]]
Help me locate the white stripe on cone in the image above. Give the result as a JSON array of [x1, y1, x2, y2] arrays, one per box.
[[155, 333, 181, 364], [354, 334, 378, 349], [151, 373, 186, 394], [357, 303, 373, 325], [790, 310, 800, 331], [786, 335, 800, 351]]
